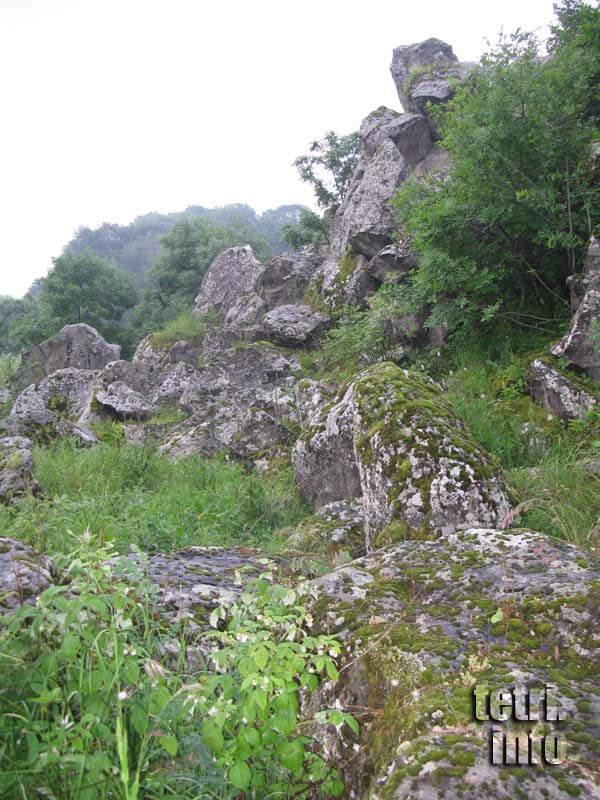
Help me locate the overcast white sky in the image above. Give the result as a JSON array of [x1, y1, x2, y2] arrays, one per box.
[[0, 0, 562, 298]]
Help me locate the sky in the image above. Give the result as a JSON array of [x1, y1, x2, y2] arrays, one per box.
[[0, 0, 563, 298]]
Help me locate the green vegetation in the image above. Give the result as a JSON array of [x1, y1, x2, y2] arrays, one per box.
[[150, 310, 216, 350], [292, 130, 360, 211], [0, 534, 352, 799], [393, 2, 600, 340], [0, 440, 308, 555]]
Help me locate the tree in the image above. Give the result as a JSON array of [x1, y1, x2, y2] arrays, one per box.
[[293, 130, 361, 209], [42, 251, 137, 335], [132, 217, 272, 335], [393, 8, 600, 339], [281, 209, 331, 249]]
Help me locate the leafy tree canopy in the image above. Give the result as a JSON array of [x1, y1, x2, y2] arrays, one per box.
[[293, 130, 361, 210], [394, 2, 600, 339]]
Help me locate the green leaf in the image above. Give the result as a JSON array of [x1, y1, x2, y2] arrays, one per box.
[[130, 705, 148, 737], [325, 658, 339, 680], [490, 608, 504, 624], [161, 735, 178, 757], [253, 644, 269, 671], [228, 761, 252, 791], [278, 740, 305, 771], [201, 720, 224, 754]]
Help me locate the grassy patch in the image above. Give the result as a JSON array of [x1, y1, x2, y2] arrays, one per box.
[[0, 440, 308, 555]]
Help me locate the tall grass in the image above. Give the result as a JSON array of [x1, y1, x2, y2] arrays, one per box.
[[0, 440, 308, 555]]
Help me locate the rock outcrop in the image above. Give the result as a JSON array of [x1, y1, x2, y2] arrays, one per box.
[[526, 358, 597, 421], [552, 233, 600, 379], [194, 245, 265, 318], [390, 38, 460, 114], [293, 363, 511, 546], [21, 324, 120, 378], [307, 527, 600, 800]]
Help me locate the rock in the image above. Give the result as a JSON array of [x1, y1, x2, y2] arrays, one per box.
[[293, 379, 335, 428], [360, 107, 431, 166], [261, 305, 331, 347], [329, 139, 409, 261], [390, 38, 459, 113], [552, 234, 600, 378], [0, 437, 43, 503], [94, 381, 157, 422], [194, 246, 264, 318], [0, 537, 54, 611], [293, 363, 511, 545], [286, 499, 367, 562], [307, 528, 600, 800], [0, 410, 97, 446], [261, 247, 323, 309], [21, 324, 120, 378], [224, 292, 266, 328], [0, 389, 10, 406], [113, 547, 280, 637], [11, 368, 99, 422], [368, 240, 418, 284], [525, 359, 597, 421]]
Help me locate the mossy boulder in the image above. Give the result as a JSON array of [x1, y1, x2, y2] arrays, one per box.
[[0, 437, 44, 504], [306, 528, 600, 799], [292, 363, 511, 545]]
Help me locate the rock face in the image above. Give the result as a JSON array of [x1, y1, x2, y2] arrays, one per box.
[[194, 246, 265, 318], [307, 528, 600, 800], [552, 234, 600, 379], [293, 363, 511, 546], [261, 248, 323, 309], [261, 305, 331, 347], [94, 381, 157, 422], [525, 359, 597, 421], [21, 324, 120, 378], [0, 538, 54, 611], [0, 437, 43, 503]]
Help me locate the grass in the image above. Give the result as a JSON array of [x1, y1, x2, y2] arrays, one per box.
[[151, 310, 216, 350], [0, 440, 308, 556]]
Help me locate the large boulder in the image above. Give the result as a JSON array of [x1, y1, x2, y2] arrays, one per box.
[[194, 245, 264, 319], [11, 368, 99, 422], [552, 234, 600, 379], [293, 364, 511, 546], [525, 359, 597, 421], [261, 304, 331, 347], [21, 324, 120, 378], [0, 437, 43, 503], [307, 527, 600, 800], [390, 38, 459, 113]]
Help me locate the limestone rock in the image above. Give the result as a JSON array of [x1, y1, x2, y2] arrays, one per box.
[[307, 528, 600, 800], [194, 246, 264, 318], [21, 324, 120, 378], [11, 368, 99, 423], [525, 359, 596, 421], [261, 304, 331, 347], [0, 410, 97, 446], [552, 234, 600, 378], [368, 240, 418, 283], [261, 247, 323, 309], [329, 139, 409, 260], [293, 378, 335, 428], [94, 381, 157, 422], [0, 537, 54, 611], [360, 107, 431, 165], [293, 363, 511, 544], [390, 38, 459, 113], [0, 437, 43, 503]]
